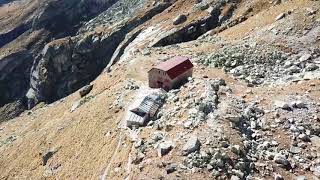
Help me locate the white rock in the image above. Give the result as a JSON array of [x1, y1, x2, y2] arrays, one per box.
[[274, 174, 284, 180], [251, 121, 257, 129], [289, 146, 301, 154], [275, 13, 286, 21], [230, 175, 240, 180], [296, 176, 307, 180], [314, 166, 320, 177], [311, 136, 320, 149], [183, 121, 193, 129], [299, 54, 312, 62]]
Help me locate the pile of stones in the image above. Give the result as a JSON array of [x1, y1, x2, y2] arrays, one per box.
[[201, 38, 320, 85], [201, 40, 289, 85]]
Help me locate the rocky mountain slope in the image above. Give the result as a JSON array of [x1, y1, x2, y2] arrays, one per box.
[[0, 0, 320, 179], [0, 0, 120, 114]]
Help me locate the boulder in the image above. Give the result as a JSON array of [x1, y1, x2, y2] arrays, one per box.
[[182, 135, 200, 155], [275, 13, 286, 21], [166, 163, 177, 174], [287, 65, 301, 74], [158, 141, 173, 157], [173, 14, 187, 25], [42, 148, 58, 166], [194, 2, 209, 11], [299, 54, 312, 62], [310, 136, 320, 149], [274, 174, 284, 180], [305, 64, 319, 71], [289, 146, 301, 154], [291, 100, 306, 108], [298, 134, 310, 142], [274, 100, 290, 110], [79, 84, 93, 97], [274, 154, 290, 166], [231, 145, 242, 155], [296, 176, 307, 180]]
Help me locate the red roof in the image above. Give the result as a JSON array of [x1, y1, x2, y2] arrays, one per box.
[[150, 56, 193, 79]]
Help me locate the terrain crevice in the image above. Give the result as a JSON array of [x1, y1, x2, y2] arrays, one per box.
[[0, 24, 29, 48]]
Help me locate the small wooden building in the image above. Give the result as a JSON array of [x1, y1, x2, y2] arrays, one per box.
[[148, 56, 193, 91]]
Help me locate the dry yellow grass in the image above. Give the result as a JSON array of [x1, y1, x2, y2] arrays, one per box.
[[1, 0, 319, 179]]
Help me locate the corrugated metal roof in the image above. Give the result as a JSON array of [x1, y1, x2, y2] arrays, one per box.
[[150, 56, 193, 79], [137, 96, 160, 118], [128, 96, 161, 124]]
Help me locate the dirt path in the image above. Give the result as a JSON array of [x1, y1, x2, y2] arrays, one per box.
[[101, 131, 124, 180]]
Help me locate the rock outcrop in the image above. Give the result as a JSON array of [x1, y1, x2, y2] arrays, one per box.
[[0, 50, 32, 106], [27, 1, 172, 107], [0, 0, 150, 114]]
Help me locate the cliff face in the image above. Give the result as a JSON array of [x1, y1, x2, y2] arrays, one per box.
[[0, 0, 127, 117], [27, 1, 171, 107], [0, 50, 32, 106]]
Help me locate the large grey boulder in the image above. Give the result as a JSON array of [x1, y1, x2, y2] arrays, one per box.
[[182, 135, 200, 155], [274, 154, 290, 166], [79, 84, 93, 97]]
